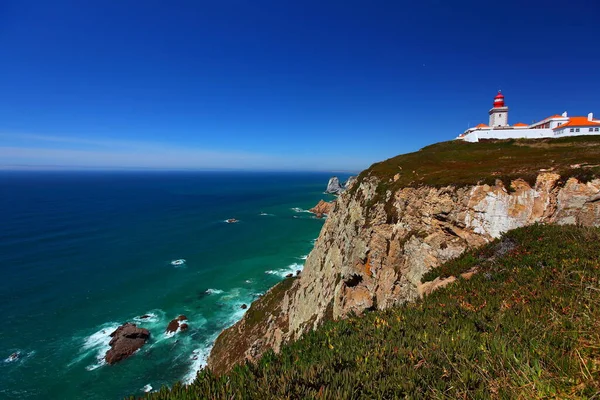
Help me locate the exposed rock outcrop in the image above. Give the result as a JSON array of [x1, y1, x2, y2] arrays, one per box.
[[207, 172, 600, 374], [105, 323, 150, 365], [325, 176, 357, 194], [325, 177, 344, 194], [309, 200, 332, 218], [344, 176, 357, 190], [166, 315, 188, 334]]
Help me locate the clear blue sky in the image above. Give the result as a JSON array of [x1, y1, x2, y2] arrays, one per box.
[[1, 0, 599, 171]]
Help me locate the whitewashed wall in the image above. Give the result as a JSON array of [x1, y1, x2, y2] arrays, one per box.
[[554, 126, 600, 136], [462, 128, 554, 142]]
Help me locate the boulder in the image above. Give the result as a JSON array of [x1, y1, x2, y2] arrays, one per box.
[[166, 315, 188, 334], [309, 200, 332, 218], [105, 323, 150, 365], [240, 304, 248, 310]]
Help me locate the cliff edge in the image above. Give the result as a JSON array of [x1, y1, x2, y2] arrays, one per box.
[[208, 137, 600, 374]]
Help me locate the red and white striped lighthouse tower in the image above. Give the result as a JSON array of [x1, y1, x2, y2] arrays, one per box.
[[489, 90, 509, 127]]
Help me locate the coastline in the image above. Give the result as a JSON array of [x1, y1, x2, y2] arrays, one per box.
[[0, 171, 345, 399]]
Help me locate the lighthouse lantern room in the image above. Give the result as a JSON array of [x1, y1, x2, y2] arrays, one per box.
[[489, 91, 509, 127]]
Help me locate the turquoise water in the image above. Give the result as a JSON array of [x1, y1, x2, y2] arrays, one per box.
[[0, 171, 347, 399]]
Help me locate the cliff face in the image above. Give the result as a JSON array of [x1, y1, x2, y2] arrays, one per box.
[[207, 171, 600, 374]]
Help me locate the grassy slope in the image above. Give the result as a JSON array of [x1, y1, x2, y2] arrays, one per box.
[[138, 224, 600, 399], [349, 136, 600, 202]]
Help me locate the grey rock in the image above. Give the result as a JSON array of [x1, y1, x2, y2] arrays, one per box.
[[325, 177, 344, 194]]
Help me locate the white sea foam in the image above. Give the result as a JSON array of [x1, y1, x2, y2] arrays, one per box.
[[297, 254, 308, 260], [171, 259, 186, 266], [245, 279, 252, 284], [291, 207, 311, 213], [143, 384, 153, 393], [183, 345, 213, 385], [78, 323, 120, 371], [163, 316, 189, 339], [133, 311, 161, 324], [259, 212, 274, 216], [265, 262, 304, 278], [4, 350, 35, 365], [205, 288, 223, 295]]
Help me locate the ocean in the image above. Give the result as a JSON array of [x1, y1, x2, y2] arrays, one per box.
[[0, 171, 348, 399]]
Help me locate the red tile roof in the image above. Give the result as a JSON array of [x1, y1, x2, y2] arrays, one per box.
[[475, 123, 489, 128], [553, 117, 600, 130], [513, 122, 528, 127]]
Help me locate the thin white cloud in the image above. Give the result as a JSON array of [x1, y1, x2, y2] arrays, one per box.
[[0, 131, 370, 171]]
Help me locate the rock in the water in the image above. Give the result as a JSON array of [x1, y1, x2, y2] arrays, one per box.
[[309, 200, 332, 218], [139, 314, 151, 319], [285, 273, 293, 278], [105, 323, 150, 365], [240, 304, 248, 309], [166, 315, 188, 334], [325, 177, 344, 194], [296, 270, 301, 276]]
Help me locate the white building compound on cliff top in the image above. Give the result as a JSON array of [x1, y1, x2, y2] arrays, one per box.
[[457, 91, 600, 142]]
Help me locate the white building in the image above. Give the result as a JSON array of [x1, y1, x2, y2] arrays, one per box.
[[458, 92, 600, 142]]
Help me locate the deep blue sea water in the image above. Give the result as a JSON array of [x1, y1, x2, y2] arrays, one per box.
[[0, 171, 347, 399]]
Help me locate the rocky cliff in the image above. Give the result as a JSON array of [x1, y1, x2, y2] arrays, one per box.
[[207, 138, 600, 374]]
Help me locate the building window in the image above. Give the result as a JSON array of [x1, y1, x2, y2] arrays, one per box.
[[590, 128, 594, 132], [596, 128, 599, 132], [498, 114, 502, 117], [570, 128, 574, 132], [576, 128, 580, 132]]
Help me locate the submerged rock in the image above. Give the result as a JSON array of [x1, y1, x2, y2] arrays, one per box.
[[105, 323, 150, 365], [240, 304, 248, 310]]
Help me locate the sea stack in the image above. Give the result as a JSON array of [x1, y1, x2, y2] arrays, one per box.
[[325, 177, 343, 194], [326, 176, 356, 194]]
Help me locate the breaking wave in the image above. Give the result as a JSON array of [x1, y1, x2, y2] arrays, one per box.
[[291, 207, 311, 213], [79, 322, 121, 371], [265, 262, 304, 278]]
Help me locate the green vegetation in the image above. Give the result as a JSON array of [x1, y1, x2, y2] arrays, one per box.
[[349, 136, 600, 207], [136, 224, 600, 399]]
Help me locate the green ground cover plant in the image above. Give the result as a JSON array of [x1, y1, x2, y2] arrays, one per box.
[[136, 224, 600, 399]]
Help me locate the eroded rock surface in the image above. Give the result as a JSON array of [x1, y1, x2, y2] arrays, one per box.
[[105, 323, 150, 365], [166, 315, 188, 334], [208, 173, 600, 374], [325, 177, 344, 194], [309, 200, 332, 218]]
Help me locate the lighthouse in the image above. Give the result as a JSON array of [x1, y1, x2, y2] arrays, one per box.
[[489, 91, 509, 127]]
